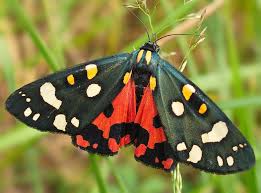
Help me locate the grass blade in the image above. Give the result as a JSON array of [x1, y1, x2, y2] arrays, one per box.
[[6, 0, 60, 71]]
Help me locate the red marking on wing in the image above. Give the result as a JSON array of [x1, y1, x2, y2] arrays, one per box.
[[155, 157, 159, 163], [92, 143, 98, 149], [92, 80, 136, 139], [119, 134, 131, 147], [108, 138, 119, 152], [135, 144, 147, 157], [134, 87, 167, 149], [76, 135, 90, 148], [162, 158, 174, 169]]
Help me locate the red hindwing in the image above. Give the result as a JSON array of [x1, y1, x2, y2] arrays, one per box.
[[75, 80, 136, 154], [134, 87, 176, 171], [75, 80, 176, 171]]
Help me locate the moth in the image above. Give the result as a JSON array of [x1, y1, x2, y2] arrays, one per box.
[[5, 41, 255, 174]]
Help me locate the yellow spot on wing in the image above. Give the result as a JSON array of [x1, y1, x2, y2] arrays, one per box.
[[86, 64, 98, 79], [137, 50, 144, 63], [150, 76, 156, 90], [182, 84, 195, 100], [145, 51, 152, 65], [123, 71, 132, 84], [199, 103, 207, 114], [67, 74, 75, 85]]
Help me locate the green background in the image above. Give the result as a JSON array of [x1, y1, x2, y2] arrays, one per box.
[[0, 0, 260, 193]]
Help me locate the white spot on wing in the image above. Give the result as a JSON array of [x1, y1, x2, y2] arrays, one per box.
[[24, 107, 32, 117], [40, 82, 62, 109], [33, 113, 40, 121], [227, 156, 234, 166], [177, 142, 187, 151], [217, 156, 223, 166], [187, 145, 202, 163], [22, 94, 26, 97], [171, 101, 184, 116], [26, 98, 31, 102], [53, 114, 67, 131], [201, 121, 228, 143], [86, 84, 101, 97], [71, 117, 80, 128], [232, 146, 238, 151], [239, 144, 244, 148]]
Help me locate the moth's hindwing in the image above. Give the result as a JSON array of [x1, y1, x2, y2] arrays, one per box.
[[154, 58, 255, 174], [71, 79, 137, 155], [134, 86, 177, 171], [5, 53, 138, 155]]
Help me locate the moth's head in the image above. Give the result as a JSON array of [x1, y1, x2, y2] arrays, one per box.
[[140, 41, 160, 53]]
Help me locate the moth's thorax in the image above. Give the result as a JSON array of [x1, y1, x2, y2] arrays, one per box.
[[140, 41, 160, 52], [133, 47, 159, 71], [131, 44, 159, 108]]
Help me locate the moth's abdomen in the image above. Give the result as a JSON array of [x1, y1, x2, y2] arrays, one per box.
[[132, 69, 150, 109]]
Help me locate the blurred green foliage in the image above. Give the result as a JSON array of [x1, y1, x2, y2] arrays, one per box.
[[0, 0, 260, 193]]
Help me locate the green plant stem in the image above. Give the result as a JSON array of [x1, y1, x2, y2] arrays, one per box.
[[177, 38, 198, 78], [89, 155, 108, 193], [42, 0, 65, 68], [219, 96, 261, 110], [0, 126, 44, 152], [224, 2, 258, 193], [107, 158, 129, 193], [26, 148, 44, 193], [7, 0, 60, 71], [0, 38, 15, 92], [123, 0, 199, 51], [172, 164, 182, 193]]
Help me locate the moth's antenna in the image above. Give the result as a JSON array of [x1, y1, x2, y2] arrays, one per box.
[[154, 32, 199, 43], [152, 32, 158, 42], [125, 5, 151, 41]]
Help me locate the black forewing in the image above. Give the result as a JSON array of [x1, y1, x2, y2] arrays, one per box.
[[6, 53, 131, 135], [154, 57, 255, 174]]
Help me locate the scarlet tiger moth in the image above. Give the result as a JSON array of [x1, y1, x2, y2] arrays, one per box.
[[5, 41, 255, 174]]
